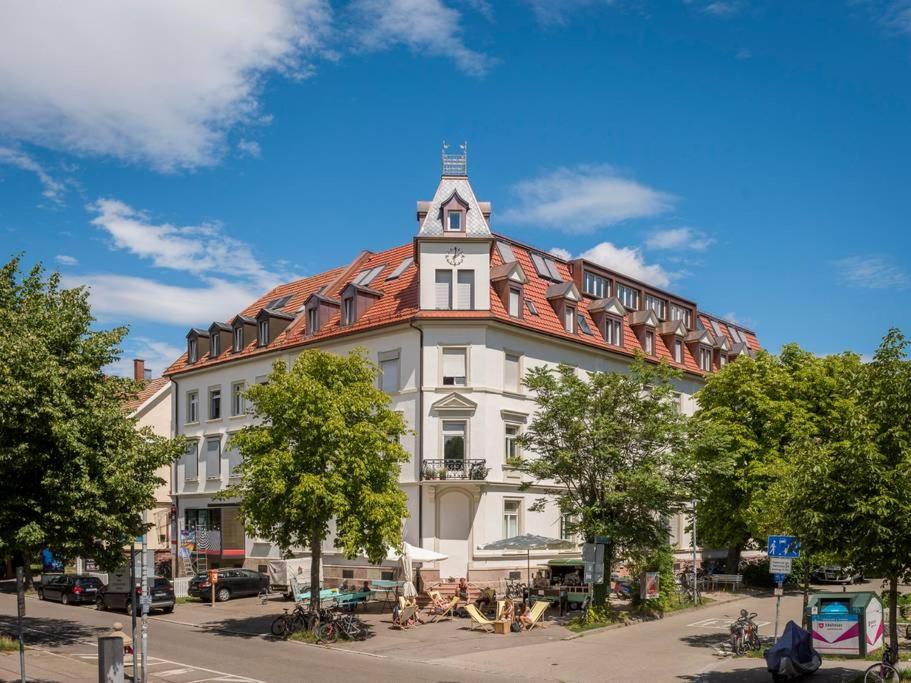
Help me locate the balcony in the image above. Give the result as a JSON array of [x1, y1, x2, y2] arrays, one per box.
[[422, 459, 488, 481]]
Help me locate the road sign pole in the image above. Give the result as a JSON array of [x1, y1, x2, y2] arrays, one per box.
[[691, 499, 699, 604], [16, 566, 25, 683], [774, 578, 783, 640], [140, 522, 148, 683], [130, 542, 137, 680]]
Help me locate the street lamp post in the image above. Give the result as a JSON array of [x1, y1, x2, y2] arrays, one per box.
[[691, 498, 699, 604]]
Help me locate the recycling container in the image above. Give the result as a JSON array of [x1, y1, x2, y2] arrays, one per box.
[[806, 591, 883, 657]]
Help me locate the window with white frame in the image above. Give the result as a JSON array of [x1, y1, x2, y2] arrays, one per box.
[[670, 305, 692, 327], [379, 350, 400, 393], [258, 319, 269, 345], [674, 339, 684, 363], [233, 326, 244, 352], [605, 317, 623, 346], [699, 346, 713, 371], [583, 271, 609, 298], [504, 352, 521, 393], [442, 348, 467, 386], [306, 307, 319, 335], [560, 513, 575, 541], [231, 381, 245, 416], [183, 441, 198, 481], [564, 306, 575, 333], [434, 270, 452, 310], [343, 296, 355, 326], [226, 444, 241, 478], [455, 270, 474, 310], [508, 287, 521, 317], [209, 387, 221, 420], [442, 421, 466, 461], [211, 333, 220, 357], [644, 294, 667, 320], [505, 423, 521, 462], [186, 391, 199, 423], [503, 499, 521, 538], [617, 284, 639, 310], [205, 438, 221, 479], [447, 210, 462, 231], [644, 330, 655, 356], [188, 338, 198, 363]]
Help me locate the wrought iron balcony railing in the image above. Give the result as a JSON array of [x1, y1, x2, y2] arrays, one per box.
[[421, 458, 488, 481]]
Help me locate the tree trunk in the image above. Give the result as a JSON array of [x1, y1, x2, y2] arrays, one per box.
[[725, 545, 741, 574], [801, 568, 810, 630], [21, 549, 34, 590], [889, 575, 898, 662], [309, 527, 322, 615]]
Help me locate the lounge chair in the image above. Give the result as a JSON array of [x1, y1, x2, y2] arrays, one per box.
[[495, 599, 506, 621], [394, 604, 418, 629], [429, 595, 459, 623], [464, 604, 496, 633], [525, 600, 549, 631]]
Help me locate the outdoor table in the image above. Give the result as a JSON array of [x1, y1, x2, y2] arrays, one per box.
[[493, 620, 511, 635], [369, 580, 402, 611]]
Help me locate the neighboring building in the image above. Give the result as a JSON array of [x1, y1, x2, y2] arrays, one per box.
[[164, 149, 759, 583], [124, 359, 173, 567]]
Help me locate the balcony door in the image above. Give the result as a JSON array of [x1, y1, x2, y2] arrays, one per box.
[[437, 489, 471, 579]]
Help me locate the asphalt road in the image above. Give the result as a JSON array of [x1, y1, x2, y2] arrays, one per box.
[[0, 593, 514, 683]]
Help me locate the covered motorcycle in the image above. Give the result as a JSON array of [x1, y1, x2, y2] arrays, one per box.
[[765, 620, 822, 681]]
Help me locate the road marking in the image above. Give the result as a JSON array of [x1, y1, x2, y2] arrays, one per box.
[[158, 668, 193, 675], [687, 617, 770, 631]]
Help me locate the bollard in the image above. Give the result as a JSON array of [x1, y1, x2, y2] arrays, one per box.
[[98, 636, 124, 683]]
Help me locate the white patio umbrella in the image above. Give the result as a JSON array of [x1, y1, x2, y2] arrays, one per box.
[[386, 542, 448, 598], [482, 534, 577, 587]]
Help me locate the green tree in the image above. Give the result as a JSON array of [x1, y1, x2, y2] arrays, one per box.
[[515, 359, 692, 610], [0, 257, 183, 578], [224, 349, 410, 610]]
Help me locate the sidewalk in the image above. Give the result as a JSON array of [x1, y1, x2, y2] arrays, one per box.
[[0, 648, 99, 683]]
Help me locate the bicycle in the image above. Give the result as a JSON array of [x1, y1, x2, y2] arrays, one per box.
[[505, 579, 527, 600], [316, 610, 368, 644], [270, 603, 308, 637], [863, 644, 900, 683], [728, 609, 761, 656]]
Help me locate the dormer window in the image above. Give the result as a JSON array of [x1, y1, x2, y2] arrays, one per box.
[[617, 284, 639, 310], [343, 296, 355, 326], [508, 287, 521, 317], [447, 211, 462, 231], [491, 261, 528, 320], [211, 334, 220, 357], [188, 338, 198, 363], [185, 328, 209, 364], [230, 315, 256, 353], [674, 338, 683, 363], [546, 280, 582, 334], [644, 330, 655, 355], [605, 315, 623, 346], [699, 346, 713, 371], [302, 291, 339, 336], [233, 327, 243, 352], [307, 307, 319, 334], [564, 305, 575, 333], [258, 319, 269, 346]]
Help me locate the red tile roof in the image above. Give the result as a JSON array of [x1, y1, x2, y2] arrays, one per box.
[[124, 376, 169, 412], [165, 237, 759, 378]]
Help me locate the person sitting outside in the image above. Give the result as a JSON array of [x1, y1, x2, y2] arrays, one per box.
[[425, 590, 449, 618], [501, 598, 515, 623], [515, 601, 533, 630], [457, 578, 469, 602], [475, 586, 496, 615]]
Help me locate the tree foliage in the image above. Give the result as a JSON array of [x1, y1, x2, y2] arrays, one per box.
[[0, 257, 183, 572], [223, 349, 410, 608], [515, 359, 692, 606]]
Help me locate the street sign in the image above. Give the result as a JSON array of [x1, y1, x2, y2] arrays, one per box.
[[774, 587, 784, 597], [767, 535, 800, 558], [582, 543, 605, 584], [773, 573, 786, 584], [769, 557, 793, 575]]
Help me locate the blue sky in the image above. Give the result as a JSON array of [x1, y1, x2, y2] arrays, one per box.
[[1, 0, 909, 375]]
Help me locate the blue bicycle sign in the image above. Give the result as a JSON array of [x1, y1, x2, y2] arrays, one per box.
[[767, 535, 800, 558]]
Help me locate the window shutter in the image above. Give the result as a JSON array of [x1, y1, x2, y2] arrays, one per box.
[[206, 439, 220, 479], [442, 348, 466, 381], [227, 446, 241, 477], [504, 353, 520, 392], [435, 270, 452, 310], [381, 357, 400, 393], [456, 270, 474, 310], [184, 442, 198, 480]]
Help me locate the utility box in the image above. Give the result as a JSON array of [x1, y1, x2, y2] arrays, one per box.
[[807, 592, 883, 657]]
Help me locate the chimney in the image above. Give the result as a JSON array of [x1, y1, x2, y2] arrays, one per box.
[[133, 359, 145, 382]]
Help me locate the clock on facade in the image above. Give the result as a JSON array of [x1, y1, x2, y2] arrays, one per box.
[[445, 246, 465, 266]]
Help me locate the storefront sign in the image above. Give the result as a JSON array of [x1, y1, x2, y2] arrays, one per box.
[[769, 557, 792, 575]]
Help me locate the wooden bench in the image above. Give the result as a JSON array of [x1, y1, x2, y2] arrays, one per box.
[[707, 574, 743, 592]]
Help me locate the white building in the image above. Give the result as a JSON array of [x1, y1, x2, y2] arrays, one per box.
[[164, 150, 759, 584]]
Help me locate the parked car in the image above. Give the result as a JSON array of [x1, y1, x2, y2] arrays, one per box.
[[37, 574, 104, 605], [188, 569, 269, 602], [97, 576, 175, 614], [812, 565, 863, 585]]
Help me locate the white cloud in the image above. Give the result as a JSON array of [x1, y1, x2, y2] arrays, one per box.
[[877, 1, 911, 35], [0, 1, 331, 171], [551, 241, 673, 288], [646, 227, 715, 251], [521, 0, 618, 26], [237, 139, 262, 158], [702, 1, 742, 17], [107, 336, 184, 379], [65, 273, 260, 327], [55, 254, 78, 266], [548, 247, 573, 261], [501, 165, 675, 233], [833, 255, 910, 290], [347, 0, 491, 76], [721, 311, 756, 330], [88, 198, 288, 291], [0, 147, 66, 203]]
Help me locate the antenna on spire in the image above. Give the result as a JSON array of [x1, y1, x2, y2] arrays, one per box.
[[441, 140, 468, 176]]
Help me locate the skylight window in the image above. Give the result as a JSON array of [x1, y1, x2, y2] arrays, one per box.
[[526, 300, 539, 316], [710, 319, 724, 337], [266, 294, 292, 309], [530, 253, 561, 281], [729, 327, 743, 344], [544, 258, 561, 281], [577, 314, 593, 335], [386, 257, 413, 280], [496, 241, 516, 263]]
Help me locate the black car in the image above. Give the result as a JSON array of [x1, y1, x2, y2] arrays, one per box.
[[97, 576, 175, 614], [188, 569, 269, 602], [37, 574, 104, 605]]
